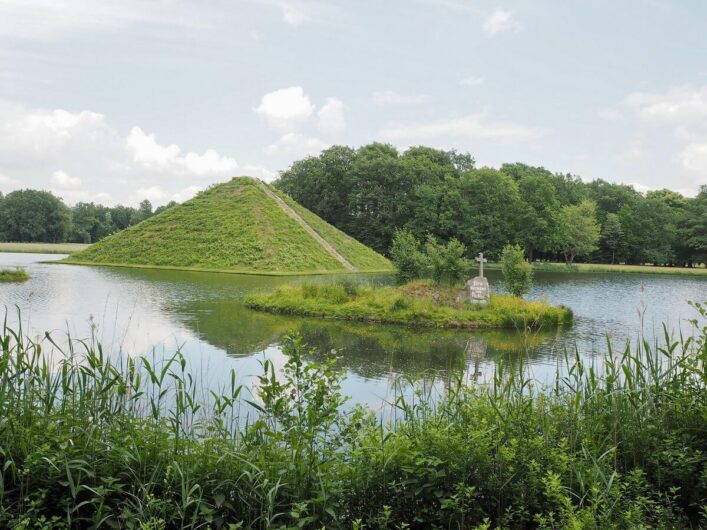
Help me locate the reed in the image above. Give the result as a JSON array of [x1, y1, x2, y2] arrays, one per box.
[[0, 267, 30, 282], [0, 305, 704, 528]]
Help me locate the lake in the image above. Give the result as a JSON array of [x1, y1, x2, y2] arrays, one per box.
[[1, 253, 705, 410]]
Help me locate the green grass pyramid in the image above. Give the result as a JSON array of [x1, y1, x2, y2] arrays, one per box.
[[66, 177, 391, 275]]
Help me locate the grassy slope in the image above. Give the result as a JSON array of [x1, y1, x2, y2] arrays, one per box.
[[275, 189, 392, 271], [65, 178, 389, 274], [0, 242, 89, 255], [244, 279, 572, 329]]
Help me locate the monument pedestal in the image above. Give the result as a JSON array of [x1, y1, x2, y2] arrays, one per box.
[[458, 276, 490, 305]]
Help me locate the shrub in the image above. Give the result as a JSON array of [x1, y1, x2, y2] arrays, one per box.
[[339, 278, 360, 297], [500, 244, 533, 297], [425, 236, 471, 286], [390, 228, 427, 284]]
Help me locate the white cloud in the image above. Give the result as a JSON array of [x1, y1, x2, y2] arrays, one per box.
[[241, 164, 278, 182], [0, 0, 196, 40], [254, 86, 315, 129], [249, 0, 346, 26], [126, 127, 238, 176], [265, 132, 329, 159], [51, 170, 81, 188], [0, 104, 115, 160], [612, 85, 707, 131], [680, 143, 707, 176], [483, 10, 520, 36], [460, 75, 486, 87], [378, 113, 546, 143], [372, 91, 427, 106], [317, 97, 346, 137], [255, 87, 345, 161], [126, 127, 181, 168], [606, 85, 707, 193], [135, 185, 168, 203], [0, 101, 269, 206], [133, 184, 206, 204], [278, 1, 309, 24]]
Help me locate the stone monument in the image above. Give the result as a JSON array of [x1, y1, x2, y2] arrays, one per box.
[[458, 252, 490, 305]]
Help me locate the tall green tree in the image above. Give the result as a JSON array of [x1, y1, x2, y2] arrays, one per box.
[[515, 172, 560, 260], [390, 228, 427, 284], [0, 189, 70, 243], [556, 200, 601, 264], [601, 213, 624, 264], [456, 168, 522, 258], [276, 145, 357, 230], [500, 244, 533, 298], [681, 186, 707, 265]]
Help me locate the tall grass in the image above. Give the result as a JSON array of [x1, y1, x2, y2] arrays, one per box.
[[0, 267, 30, 282], [0, 306, 705, 528]]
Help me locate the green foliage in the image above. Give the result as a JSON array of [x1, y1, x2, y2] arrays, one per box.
[[557, 199, 601, 263], [601, 212, 625, 264], [0, 189, 70, 243], [500, 244, 533, 297], [425, 236, 471, 286], [278, 147, 707, 267], [390, 228, 428, 284], [67, 177, 391, 274], [0, 309, 705, 528], [245, 279, 571, 329], [0, 267, 29, 282]]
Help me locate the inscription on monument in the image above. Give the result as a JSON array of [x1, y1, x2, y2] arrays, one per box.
[[457, 252, 490, 305]]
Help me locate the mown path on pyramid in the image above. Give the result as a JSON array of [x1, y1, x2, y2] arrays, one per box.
[[255, 179, 356, 271]]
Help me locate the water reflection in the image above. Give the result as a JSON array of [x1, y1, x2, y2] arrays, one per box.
[[0, 253, 704, 406]]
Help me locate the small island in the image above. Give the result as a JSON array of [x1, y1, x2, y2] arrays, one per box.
[[0, 267, 30, 282], [244, 279, 572, 329]]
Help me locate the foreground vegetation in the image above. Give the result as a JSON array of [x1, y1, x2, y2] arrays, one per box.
[[0, 242, 89, 255], [0, 268, 29, 282], [244, 280, 572, 329], [0, 305, 705, 528], [65, 177, 391, 274]]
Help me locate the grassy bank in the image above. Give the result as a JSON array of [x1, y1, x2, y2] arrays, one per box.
[[0, 268, 29, 282], [0, 242, 90, 255], [244, 279, 573, 329], [486, 261, 707, 276], [0, 308, 705, 528]]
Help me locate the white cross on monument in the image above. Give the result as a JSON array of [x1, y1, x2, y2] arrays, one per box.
[[475, 252, 487, 278]]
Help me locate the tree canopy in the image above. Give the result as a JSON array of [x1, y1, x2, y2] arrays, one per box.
[[276, 143, 707, 266], [0, 191, 173, 244]]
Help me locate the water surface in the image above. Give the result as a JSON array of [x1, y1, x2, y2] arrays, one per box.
[[1, 253, 705, 408]]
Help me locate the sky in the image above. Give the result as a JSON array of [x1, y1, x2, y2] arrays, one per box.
[[1, 0, 707, 206]]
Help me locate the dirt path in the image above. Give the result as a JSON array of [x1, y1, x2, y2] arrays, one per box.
[[255, 180, 356, 271]]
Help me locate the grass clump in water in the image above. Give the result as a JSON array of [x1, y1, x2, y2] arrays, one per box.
[[244, 279, 573, 329], [0, 267, 30, 282], [0, 305, 705, 528]]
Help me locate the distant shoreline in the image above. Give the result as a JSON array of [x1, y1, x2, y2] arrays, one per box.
[[1, 241, 705, 277], [486, 261, 707, 276], [0, 242, 90, 255]]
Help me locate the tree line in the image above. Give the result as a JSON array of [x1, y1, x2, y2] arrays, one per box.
[[276, 143, 707, 266], [0, 189, 176, 244]]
